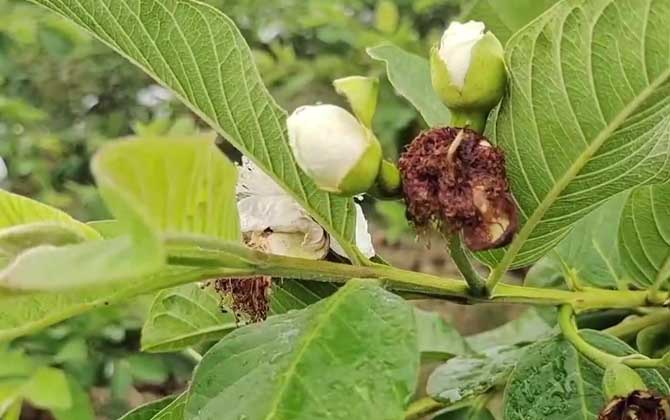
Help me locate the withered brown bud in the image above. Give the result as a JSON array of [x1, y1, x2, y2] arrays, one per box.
[[213, 276, 272, 323], [398, 127, 518, 251], [598, 391, 670, 420]]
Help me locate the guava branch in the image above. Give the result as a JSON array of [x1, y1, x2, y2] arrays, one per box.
[[165, 235, 669, 311]]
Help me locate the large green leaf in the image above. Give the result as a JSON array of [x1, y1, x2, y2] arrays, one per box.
[[427, 344, 523, 404], [0, 136, 241, 291], [141, 280, 337, 353], [619, 184, 670, 289], [479, 0, 670, 271], [28, 0, 362, 262], [460, 0, 559, 45], [525, 193, 630, 290], [367, 44, 450, 127], [504, 330, 670, 420], [185, 279, 419, 420]]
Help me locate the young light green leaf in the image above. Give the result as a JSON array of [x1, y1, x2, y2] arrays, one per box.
[[185, 279, 419, 420], [27, 0, 362, 262], [427, 345, 523, 404], [0, 136, 241, 291], [479, 0, 670, 273], [619, 184, 670, 289], [367, 44, 451, 127], [51, 376, 95, 420], [415, 309, 473, 360], [0, 266, 223, 341], [466, 308, 553, 352], [21, 367, 71, 411], [0, 191, 98, 240], [504, 330, 670, 420], [460, 0, 559, 45]]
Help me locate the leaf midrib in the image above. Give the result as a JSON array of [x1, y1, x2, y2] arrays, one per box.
[[264, 283, 361, 419], [489, 67, 670, 286]]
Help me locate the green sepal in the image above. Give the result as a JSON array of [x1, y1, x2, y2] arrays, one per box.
[[370, 160, 402, 199], [337, 133, 382, 196], [333, 76, 379, 129], [430, 32, 507, 116], [602, 363, 647, 399]]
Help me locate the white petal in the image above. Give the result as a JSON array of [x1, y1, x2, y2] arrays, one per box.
[[0, 157, 7, 182], [237, 156, 287, 197], [438, 21, 485, 90], [238, 195, 315, 233], [287, 104, 369, 191], [264, 231, 329, 260], [331, 203, 375, 259]]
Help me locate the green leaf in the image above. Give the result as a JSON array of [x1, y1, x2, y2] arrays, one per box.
[[415, 309, 472, 360], [152, 393, 186, 420], [367, 44, 450, 127], [28, 0, 362, 261], [466, 308, 553, 352], [141, 284, 238, 353], [427, 345, 523, 404], [0, 266, 221, 341], [637, 322, 670, 358], [118, 395, 177, 420], [141, 279, 336, 353], [479, 0, 670, 270], [1, 400, 21, 420], [460, 0, 559, 45], [0, 190, 99, 241], [504, 330, 670, 420], [119, 393, 186, 420], [0, 136, 241, 291], [526, 193, 630, 290], [22, 367, 71, 411], [186, 279, 419, 420], [269, 279, 339, 315], [619, 184, 670, 289], [434, 406, 495, 420], [51, 376, 95, 420]]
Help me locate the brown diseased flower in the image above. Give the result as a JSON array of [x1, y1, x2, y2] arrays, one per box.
[[398, 127, 518, 251], [213, 276, 272, 323], [599, 390, 670, 420]]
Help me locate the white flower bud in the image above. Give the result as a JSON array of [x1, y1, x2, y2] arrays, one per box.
[[287, 104, 382, 196], [438, 21, 486, 90], [431, 20, 506, 120]]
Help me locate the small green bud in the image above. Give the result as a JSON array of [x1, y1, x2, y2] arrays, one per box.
[[431, 21, 507, 118], [368, 160, 402, 199], [287, 104, 382, 196], [602, 363, 646, 400], [333, 76, 379, 129]]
